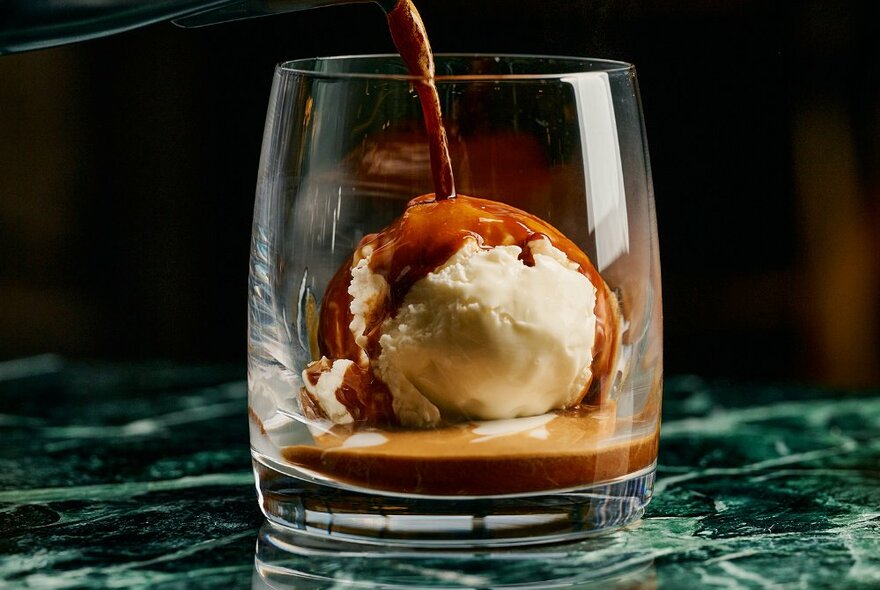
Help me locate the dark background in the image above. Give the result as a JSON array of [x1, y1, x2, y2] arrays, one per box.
[[1, 0, 878, 386]]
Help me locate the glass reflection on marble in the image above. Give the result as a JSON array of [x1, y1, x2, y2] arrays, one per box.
[[252, 521, 657, 589]]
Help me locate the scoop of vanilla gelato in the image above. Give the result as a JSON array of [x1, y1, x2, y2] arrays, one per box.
[[349, 237, 597, 427]]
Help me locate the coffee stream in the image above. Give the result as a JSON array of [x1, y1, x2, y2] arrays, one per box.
[[385, 0, 456, 200]]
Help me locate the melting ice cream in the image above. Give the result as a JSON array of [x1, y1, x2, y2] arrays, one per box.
[[301, 193, 621, 428]]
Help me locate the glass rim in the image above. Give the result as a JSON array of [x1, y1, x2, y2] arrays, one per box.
[[276, 53, 634, 81]]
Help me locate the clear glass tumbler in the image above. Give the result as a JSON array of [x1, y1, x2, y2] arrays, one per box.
[[248, 54, 662, 547]]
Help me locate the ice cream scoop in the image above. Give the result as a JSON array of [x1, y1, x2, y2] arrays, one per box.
[[302, 193, 621, 428], [377, 237, 597, 423]]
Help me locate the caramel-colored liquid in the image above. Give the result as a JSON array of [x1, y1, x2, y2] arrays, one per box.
[[281, 406, 659, 495]]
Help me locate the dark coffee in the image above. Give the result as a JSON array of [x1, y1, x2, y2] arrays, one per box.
[[386, 0, 455, 200]]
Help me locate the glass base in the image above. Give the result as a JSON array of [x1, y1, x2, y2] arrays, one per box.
[[252, 454, 655, 549]]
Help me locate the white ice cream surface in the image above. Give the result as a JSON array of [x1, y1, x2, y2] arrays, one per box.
[[348, 253, 389, 365], [376, 237, 597, 424], [301, 358, 355, 425]]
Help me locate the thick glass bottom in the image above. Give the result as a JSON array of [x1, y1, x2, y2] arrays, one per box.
[[253, 453, 655, 549]]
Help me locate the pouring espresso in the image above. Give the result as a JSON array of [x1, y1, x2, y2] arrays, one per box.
[[385, 0, 456, 200]]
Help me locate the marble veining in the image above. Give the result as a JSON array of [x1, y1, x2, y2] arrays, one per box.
[[0, 358, 878, 588]]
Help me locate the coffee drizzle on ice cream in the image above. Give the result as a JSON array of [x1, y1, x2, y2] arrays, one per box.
[[301, 358, 397, 424], [357, 196, 597, 326], [386, 0, 455, 200]]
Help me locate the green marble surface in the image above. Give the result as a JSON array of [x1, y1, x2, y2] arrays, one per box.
[[0, 355, 878, 588]]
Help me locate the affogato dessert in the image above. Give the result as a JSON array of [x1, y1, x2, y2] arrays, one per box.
[[281, 193, 658, 495]]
